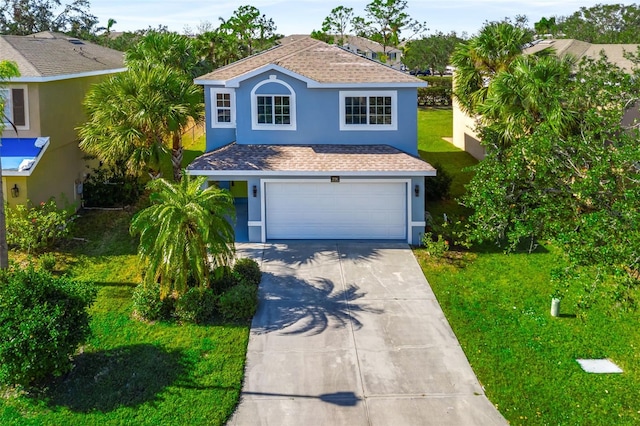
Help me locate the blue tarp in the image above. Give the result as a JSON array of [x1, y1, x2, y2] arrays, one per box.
[[1, 137, 47, 171]]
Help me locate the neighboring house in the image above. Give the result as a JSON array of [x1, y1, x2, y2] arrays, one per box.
[[188, 36, 434, 244], [452, 39, 640, 159], [0, 31, 125, 207], [281, 34, 405, 70]]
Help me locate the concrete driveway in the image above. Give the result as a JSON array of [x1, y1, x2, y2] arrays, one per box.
[[228, 242, 507, 426]]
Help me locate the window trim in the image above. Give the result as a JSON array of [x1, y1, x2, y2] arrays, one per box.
[[210, 88, 236, 128], [251, 76, 296, 131], [339, 90, 397, 131], [1, 85, 30, 131]]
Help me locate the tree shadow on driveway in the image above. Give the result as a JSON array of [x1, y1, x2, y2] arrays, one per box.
[[252, 272, 382, 336]]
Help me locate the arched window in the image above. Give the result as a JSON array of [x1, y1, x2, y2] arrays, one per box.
[[251, 75, 296, 131]]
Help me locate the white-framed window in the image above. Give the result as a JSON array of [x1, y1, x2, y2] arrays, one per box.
[[339, 91, 397, 131], [211, 88, 235, 128], [1, 85, 29, 131], [251, 76, 296, 131]]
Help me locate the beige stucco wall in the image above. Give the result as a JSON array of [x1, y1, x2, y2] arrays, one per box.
[[452, 98, 485, 160], [2, 75, 111, 207]]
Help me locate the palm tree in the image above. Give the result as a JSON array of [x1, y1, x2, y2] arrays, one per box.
[[130, 174, 236, 299], [78, 61, 204, 181], [125, 31, 209, 78], [450, 22, 534, 115], [477, 54, 577, 149]]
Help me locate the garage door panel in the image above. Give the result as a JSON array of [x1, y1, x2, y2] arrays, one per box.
[[266, 182, 406, 240]]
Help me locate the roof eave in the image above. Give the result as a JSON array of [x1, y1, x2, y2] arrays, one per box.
[[186, 169, 436, 177]]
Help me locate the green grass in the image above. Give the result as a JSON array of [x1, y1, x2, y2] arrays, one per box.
[[1, 208, 248, 426], [415, 108, 640, 425]]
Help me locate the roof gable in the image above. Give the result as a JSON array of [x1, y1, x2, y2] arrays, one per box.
[[195, 36, 423, 88], [0, 31, 125, 81]]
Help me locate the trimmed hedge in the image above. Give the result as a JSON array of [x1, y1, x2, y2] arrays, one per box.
[[417, 76, 452, 106]]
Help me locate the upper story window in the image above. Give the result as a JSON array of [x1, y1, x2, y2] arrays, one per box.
[[1, 85, 29, 131], [339, 91, 397, 131], [211, 88, 235, 128], [251, 75, 296, 131]]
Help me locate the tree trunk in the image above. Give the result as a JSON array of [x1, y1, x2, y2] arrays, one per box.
[[171, 133, 183, 182]]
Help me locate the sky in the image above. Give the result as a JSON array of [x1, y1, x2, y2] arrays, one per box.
[[88, 0, 636, 37]]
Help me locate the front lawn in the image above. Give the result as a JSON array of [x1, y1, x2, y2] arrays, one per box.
[[416, 107, 640, 425], [1, 134, 248, 425]]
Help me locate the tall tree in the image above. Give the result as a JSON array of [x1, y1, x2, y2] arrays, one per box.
[[0, 0, 97, 37], [557, 3, 640, 43], [78, 62, 204, 181], [450, 21, 534, 115], [130, 174, 235, 299], [533, 16, 558, 37], [125, 31, 210, 78], [320, 6, 354, 45], [403, 32, 463, 75], [0, 60, 20, 269], [359, 0, 426, 55], [218, 5, 279, 57]]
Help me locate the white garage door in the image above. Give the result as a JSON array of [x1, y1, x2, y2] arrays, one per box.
[[265, 181, 407, 240]]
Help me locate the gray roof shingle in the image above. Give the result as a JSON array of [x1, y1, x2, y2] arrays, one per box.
[[0, 31, 124, 78], [188, 143, 435, 175], [195, 36, 422, 85]]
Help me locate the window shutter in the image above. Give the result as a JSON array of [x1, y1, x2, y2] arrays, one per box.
[[11, 88, 25, 127]]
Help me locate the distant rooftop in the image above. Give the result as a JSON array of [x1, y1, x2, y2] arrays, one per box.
[[0, 31, 125, 80], [524, 39, 640, 72]]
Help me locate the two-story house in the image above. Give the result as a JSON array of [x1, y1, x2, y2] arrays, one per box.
[[188, 36, 434, 245], [0, 31, 125, 207]]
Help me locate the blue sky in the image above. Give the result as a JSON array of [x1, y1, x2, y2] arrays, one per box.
[[89, 1, 635, 37]]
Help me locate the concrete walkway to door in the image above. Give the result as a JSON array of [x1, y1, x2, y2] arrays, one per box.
[[227, 242, 507, 426]]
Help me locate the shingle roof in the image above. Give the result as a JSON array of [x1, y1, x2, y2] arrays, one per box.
[[0, 31, 124, 78], [195, 36, 422, 85], [524, 39, 640, 72], [187, 143, 435, 175]]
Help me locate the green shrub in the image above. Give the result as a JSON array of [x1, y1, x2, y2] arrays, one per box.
[[209, 266, 239, 295], [218, 283, 258, 321], [38, 252, 57, 272], [82, 162, 143, 208], [132, 283, 174, 321], [421, 232, 449, 258], [6, 198, 75, 253], [233, 258, 262, 286], [425, 163, 453, 201], [175, 287, 218, 324], [0, 268, 96, 387], [417, 76, 452, 106]]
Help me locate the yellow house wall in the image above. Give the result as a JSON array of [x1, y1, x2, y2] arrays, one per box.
[[2, 175, 28, 205], [2, 75, 112, 208], [451, 73, 485, 160]]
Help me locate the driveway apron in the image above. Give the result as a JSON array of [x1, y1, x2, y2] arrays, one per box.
[[228, 242, 507, 426]]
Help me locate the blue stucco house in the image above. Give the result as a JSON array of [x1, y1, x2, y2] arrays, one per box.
[[187, 36, 435, 245]]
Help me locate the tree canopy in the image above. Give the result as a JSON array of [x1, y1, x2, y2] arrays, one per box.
[[555, 3, 640, 43], [403, 31, 462, 75], [456, 22, 640, 306], [0, 0, 97, 37]]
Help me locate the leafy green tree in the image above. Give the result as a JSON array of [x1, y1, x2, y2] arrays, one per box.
[[218, 5, 279, 57], [533, 16, 558, 37], [78, 61, 204, 182], [0, 60, 20, 269], [557, 3, 640, 43], [359, 0, 426, 55], [320, 6, 354, 45], [463, 46, 640, 303], [450, 21, 534, 115], [0, 0, 97, 37], [125, 31, 210, 78], [403, 31, 463, 75], [130, 174, 236, 299]]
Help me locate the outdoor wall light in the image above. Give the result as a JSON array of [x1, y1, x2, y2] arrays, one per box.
[[11, 184, 19, 198], [414, 184, 420, 197], [252, 185, 257, 197]]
